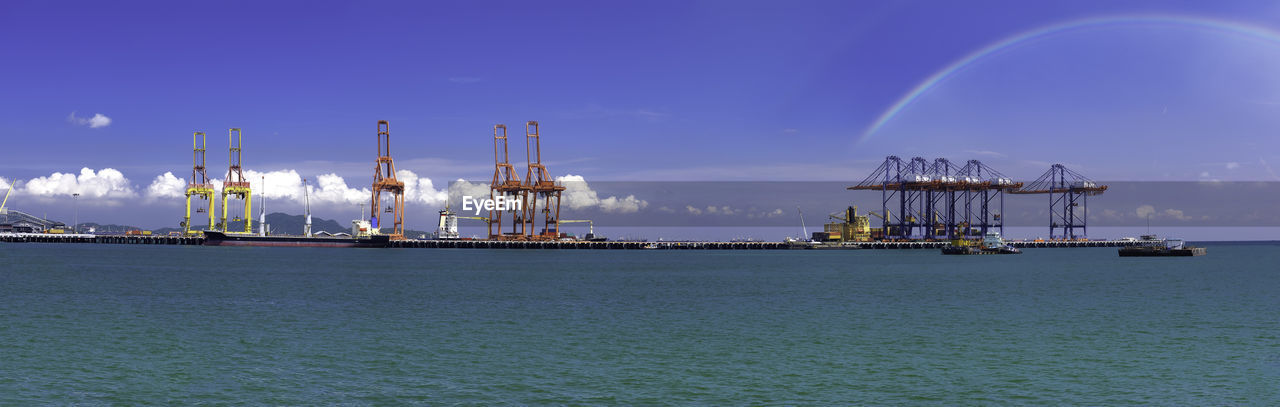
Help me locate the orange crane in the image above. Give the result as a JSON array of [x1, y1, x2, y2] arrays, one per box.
[[371, 120, 405, 240], [489, 124, 529, 239], [523, 121, 565, 240]]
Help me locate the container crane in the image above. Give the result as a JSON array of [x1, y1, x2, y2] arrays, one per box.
[[370, 120, 406, 240], [489, 124, 529, 239], [848, 156, 930, 239], [1009, 164, 1106, 240], [220, 128, 252, 234], [523, 121, 565, 240], [183, 132, 216, 235]]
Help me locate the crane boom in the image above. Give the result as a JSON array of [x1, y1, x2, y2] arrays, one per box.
[[0, 179, 11, 215]]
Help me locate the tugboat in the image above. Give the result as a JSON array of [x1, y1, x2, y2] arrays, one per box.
[[941, 231, 1022, 255], [1119, 237, 1206, 257]]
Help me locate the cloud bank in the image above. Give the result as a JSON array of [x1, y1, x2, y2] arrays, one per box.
[[143, 169, 449, 207], [21, 168, 136, 198], [558, 174, 648, 213]]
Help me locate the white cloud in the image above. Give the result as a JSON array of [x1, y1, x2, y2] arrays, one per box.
[[243, 169, 306, 201], [447, 179, 493, 205], [556, 174, 648, 213], [146, 172, 187, 199], [1136, 204, 1193, 221], [21, 168, 136, 198], [963, 149, 1006, 158], [1162, 208, 1192, 221], [0, 176, 11, 191], [1136, 204, 1155, 219], [312, 173, 370, 205], [1226, 162, 1240, 170], [67, 112, 112, 128], [686, 205, 755, 216], [397, 170, 448, 206]]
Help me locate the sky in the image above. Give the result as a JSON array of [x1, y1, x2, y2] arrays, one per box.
[[3, 0, 1280, 232]]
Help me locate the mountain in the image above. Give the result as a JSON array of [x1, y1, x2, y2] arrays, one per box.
[[80, 212, 430, 237]]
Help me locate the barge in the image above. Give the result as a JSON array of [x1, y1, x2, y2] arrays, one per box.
[[1119, 238, 1205, 257]]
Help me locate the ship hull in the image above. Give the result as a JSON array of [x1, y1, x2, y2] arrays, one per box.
[[202, 231, 390, 248], [1119, 247, 1206, 257], [941, 246, 1021, 255]]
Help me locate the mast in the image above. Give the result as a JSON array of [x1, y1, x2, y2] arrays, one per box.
[[798, 206, 809, 239], [304, 178, 312, 237], [259, 176, 267, 236]]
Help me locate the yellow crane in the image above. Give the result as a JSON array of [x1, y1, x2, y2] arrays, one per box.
[[183, 132, 215, 236], [220, 128, 252, 233]]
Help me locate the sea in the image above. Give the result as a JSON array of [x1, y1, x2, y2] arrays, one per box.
[[1, 242, 1277, 404]]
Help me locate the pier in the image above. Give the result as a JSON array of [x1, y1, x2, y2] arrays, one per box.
[[1, 232, 1148, 250]]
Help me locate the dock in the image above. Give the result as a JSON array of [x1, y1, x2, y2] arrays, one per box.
[[1, 232, 1150, 250]]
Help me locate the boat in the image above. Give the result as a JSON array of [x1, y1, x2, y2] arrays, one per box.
[[1119, 238, 1205, 257], [202, 229, 390, 248], [200, 176, 391, 247], [941, 231, 1021, 255]]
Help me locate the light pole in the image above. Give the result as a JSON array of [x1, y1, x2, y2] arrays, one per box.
[[73, 193, 79, 234]]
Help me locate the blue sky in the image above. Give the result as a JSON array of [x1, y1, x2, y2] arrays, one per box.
[[3, 0, 1280, 229]]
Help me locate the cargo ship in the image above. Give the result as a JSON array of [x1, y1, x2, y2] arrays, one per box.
[[202, 220, 390, 248], [202, 230, 390, 248], [1119, 238, 1205, 257], [941, 231, 1021, 255]]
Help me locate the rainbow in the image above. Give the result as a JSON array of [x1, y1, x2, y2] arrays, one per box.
[[859, 14, 1280, 142]]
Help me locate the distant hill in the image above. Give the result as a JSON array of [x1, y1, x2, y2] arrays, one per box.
[[259, 212, 347, 235], [81, 212, 429, 237]]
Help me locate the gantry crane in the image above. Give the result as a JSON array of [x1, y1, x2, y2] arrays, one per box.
[[1009, 164, 1106, 240], [851, 155, 1020, 241], [489, 124, 529, 239], [371, 120, 406, 240], [183, 132, 216, 235], [220, 128, 252, 234], [523, 121, 565, 240], [848, 156, 930, 239]]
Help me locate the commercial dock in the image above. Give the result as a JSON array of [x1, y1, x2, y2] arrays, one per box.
[[1, 120, 1163, 250]]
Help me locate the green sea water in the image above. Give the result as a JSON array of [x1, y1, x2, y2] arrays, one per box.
[[1, 243, 1277, 404]]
